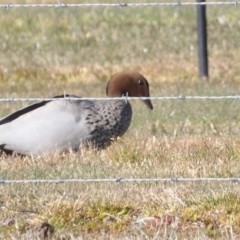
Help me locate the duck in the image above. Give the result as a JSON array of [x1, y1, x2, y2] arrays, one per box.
[[0, 70, 153, 156]]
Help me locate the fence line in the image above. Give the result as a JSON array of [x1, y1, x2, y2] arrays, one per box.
[[0, 177, 240, 184], [0, 1, 239, 9], [0, 95, 240, 103]]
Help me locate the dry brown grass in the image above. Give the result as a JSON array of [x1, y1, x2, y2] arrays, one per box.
[[0, 2, 240, 239], [1, 137, 240, 239]]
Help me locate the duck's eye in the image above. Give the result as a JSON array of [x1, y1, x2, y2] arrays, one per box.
[[138, 80, 144, 86]]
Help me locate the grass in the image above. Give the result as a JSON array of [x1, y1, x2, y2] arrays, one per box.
[[1, 0, 240, 239]]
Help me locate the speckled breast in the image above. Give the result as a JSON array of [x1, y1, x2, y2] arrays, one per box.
[[84, 100, 132, 149]]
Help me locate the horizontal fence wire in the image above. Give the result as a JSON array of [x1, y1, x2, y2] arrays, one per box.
[[0, 95, 240, 102], [1, 177, 240, 184], [0, 1, 239, 9]]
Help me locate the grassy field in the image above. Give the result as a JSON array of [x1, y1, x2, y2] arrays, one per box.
[[0, 0, 240, 239]]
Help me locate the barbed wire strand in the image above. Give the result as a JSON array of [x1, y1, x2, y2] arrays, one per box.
[[0, 95, 240, 102], [0, 177, 240, 184], [0, 1, 239, 9]]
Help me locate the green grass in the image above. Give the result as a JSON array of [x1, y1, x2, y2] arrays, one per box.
[[1, 1, 240, 239]]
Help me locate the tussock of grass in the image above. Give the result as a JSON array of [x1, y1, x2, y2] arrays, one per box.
[[42, 200, 135, 233]]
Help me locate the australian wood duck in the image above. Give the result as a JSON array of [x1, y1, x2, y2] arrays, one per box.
[[0, 70, 153, 155]]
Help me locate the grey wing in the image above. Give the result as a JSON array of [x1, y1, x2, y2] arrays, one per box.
[[0, 101, 51, 125], [0, 94, 79, 125], [0, 97, 91, 155]]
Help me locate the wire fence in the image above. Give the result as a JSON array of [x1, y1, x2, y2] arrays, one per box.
[[0, 95, 240, 103], [1, 177, 240, 184], [0, 94, 239, 186], [1, 93, 239, 185], [0, 1, 239, 9]]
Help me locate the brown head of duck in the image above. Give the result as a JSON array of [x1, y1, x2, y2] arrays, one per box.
[[106, 70, 153, 110]]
